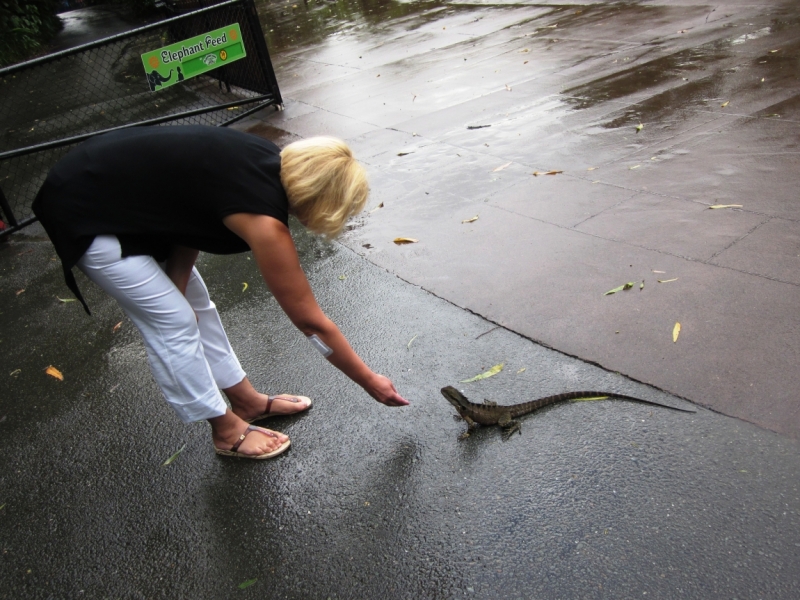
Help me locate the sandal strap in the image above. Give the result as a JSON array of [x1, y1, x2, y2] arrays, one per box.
[[230, 425, 274, 453], [265, 395, 301, 416]]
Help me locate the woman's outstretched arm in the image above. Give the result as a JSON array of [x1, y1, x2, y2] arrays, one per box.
[[223, 213, 409, 407]]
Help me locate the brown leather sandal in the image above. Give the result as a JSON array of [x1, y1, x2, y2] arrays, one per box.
[[244, 394, 313, 423], [214, 425, 291, 459]]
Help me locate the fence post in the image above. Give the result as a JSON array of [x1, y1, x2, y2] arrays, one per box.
[[243, 0, 283, 106]]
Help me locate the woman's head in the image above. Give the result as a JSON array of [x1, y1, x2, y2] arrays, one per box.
[[280, 137, 368, 238]]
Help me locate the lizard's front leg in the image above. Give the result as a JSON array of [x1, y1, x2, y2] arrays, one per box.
[[458, 415, 478, 440]]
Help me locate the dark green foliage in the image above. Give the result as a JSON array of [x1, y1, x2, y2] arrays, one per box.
[[0, 0, 63, 67]]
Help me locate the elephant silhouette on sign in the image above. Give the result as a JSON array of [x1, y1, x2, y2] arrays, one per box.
[[147, 69, 173, 91]]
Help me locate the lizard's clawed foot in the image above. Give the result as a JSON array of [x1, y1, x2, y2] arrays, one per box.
[[501, 422, 521, 441]]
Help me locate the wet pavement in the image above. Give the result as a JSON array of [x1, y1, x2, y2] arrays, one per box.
[[249, 0, 800, 439], [2, 0, 800, 598]]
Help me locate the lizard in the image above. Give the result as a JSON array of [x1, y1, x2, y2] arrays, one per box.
[[440, 385, 696, 441]]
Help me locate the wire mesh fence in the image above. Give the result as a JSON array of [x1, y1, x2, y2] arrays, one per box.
[[0, 0, 282, 236]]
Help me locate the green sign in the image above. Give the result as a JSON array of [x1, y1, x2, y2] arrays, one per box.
[[141, 23, 246, 92]]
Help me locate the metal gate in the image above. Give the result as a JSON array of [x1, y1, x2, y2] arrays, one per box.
[[0, 0, 282, 238]]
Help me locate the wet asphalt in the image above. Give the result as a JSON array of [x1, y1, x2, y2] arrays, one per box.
[[2, 0, 800, 598]]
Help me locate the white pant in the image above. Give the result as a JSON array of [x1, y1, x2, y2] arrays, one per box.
[[78, 235, 245, 422]]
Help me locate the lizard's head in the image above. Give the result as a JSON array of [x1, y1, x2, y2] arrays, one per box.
[[440, 386, 470, 415]]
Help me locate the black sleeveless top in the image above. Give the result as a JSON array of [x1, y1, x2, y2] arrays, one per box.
[[33, 125, 288, 313]]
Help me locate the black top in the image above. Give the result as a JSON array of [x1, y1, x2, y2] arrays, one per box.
[[33, 125, 288, 313]]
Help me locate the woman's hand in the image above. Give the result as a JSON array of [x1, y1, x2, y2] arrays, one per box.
[[365, 374, 409, 406]]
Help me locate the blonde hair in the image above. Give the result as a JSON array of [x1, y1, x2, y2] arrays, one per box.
[[280, 137, 368, 238]]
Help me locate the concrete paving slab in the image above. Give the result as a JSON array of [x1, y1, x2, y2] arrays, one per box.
[[710, 216, 800, 284], [486, 174, 639, 229], [574, 192, 767, 261]]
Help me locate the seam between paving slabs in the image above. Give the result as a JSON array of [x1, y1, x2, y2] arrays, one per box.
[[486, 201, 800, 288]]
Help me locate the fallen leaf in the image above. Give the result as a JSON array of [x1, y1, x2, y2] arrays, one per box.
[[640, 280, 645, 291], [467, 124, 491, 130], [493, 162, 512, 172], [516, 367, 526, 374], [708, 204, 742, 209], [393, 237, 418, 245], [532, 170, 563, 176], [519, 48, 530, 53], [770, 49, 779, 53], [376, 74, 380, 77], [397, 151, 413, 156], [652, 270, 665, 274], [163, 444, 186, 466], [9, 369, 21, 377], [505, 84, 512, 91], [636, 123, 644, 133], [658, 278, 678, 283], [461, 215, 479, 224], [368, 202, 384, 214], [407, 334, 418, 349], [15, 289, 25, 295], [604, 282, 636, 295], [629, 165, 641, 170], [238, 578, 258, 590], [587, 167, 598, 171], [242, 282, 248, 292], [57, 297, 76, 303], [721, 100, 729, 107], [673, 322, 681, 343], [338, 275, 346, 280], [45, 366, 63, 381], [460, 363, 504, 383], [0, 504, 4, 510], [523, 60, 529, 64], [362, 243, 373, 249], [112, 321, 122, 333]]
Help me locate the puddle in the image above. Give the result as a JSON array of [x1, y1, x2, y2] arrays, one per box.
[[562, 40, 731, 111]]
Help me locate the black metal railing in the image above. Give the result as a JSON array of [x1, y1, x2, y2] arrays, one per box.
[[0, 0, 282, 238]]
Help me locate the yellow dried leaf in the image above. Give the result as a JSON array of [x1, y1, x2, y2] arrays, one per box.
[[242, 282, 248, 292], [393, 237, 418, 245], [721, 101, 729, 108], [587, 167, 598, 171], [519, 48, 530, 53], [57, 297, 76, 303], [673, 322, 681, 343], [112, 321, 122, 333], [516, 367, 526, 374], [461, 215, 479, 224], [493, 162, 512, 172], [636, 123, 643, 132], [658, 278, 678, 283], [652, 270, 665, 274], [629, 165, 641, 170], [533, 170, 563, 176], [407, 334, 418, 349], [460, 363, 504, 383], [45, 366, 63, 381], [708, 204, 742, 209], [368, 202, 385, 214]]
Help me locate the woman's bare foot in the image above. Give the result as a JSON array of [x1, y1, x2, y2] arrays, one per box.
[[209, 410, 289, 456], [223, 377, 312, 422]]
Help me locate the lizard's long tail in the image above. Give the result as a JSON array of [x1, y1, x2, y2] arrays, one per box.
[[511, 392, 696, 417]]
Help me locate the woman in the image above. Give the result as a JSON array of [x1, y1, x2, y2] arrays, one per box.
[[33, 125, 409, 460]]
